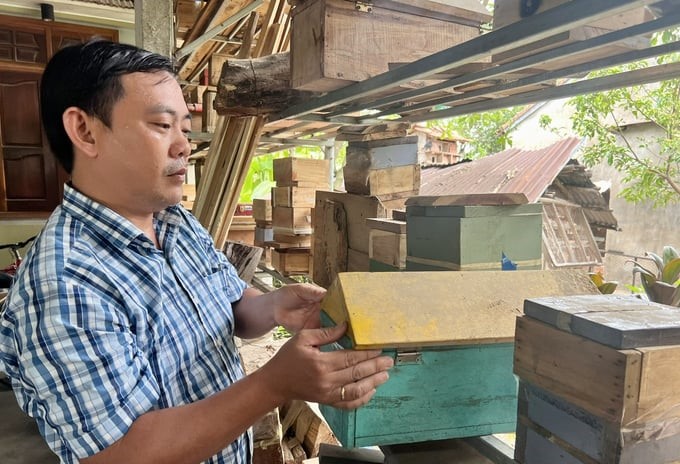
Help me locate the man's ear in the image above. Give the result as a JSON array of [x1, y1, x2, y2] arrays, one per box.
[[62, 107, 98, 158]]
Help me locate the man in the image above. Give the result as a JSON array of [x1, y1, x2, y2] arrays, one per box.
[[0, 40, 393, 464]]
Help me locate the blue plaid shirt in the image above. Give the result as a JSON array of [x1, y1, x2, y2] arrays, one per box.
[[0, 184, 251, 464]]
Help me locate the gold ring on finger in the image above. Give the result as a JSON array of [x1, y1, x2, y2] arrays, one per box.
[[341, 385, 346, 401]]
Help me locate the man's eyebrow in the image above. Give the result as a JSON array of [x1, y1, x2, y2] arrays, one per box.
[[146, 105, 192, 120]]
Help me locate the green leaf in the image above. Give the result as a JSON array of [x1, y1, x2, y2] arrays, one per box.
[[599, 282, 618, 294], [663, 246, 680, 266], [662, 257, 680, 285], [646, 252, 664, 275]]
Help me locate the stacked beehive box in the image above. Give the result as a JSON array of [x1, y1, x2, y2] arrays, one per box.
[[318, 270, 598, 448], [404, 193, 543, 271], [514, 294, 680, 463], [366, 214, 407, 272], [270, 157, 330, 276], [343, 136, 420, 199], [311, 132, 420, 286]]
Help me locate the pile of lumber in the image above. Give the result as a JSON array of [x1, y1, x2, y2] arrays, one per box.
[[514, 295, 680, 463], [252, 400, 340, 464], [265, 157, 330, 277]]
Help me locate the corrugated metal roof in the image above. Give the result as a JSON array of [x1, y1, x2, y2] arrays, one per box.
[[420, 137, 582, 202]]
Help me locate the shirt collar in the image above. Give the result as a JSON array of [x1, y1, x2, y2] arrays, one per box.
[[61, 183, 183, 252]]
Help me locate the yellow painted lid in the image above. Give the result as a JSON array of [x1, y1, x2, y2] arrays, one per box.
[[321, 270, 598, 349]]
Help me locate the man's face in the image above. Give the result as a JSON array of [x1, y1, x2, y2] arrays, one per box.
[[89, 71, 192, 215]]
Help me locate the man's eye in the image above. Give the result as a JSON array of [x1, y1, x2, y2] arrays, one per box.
[[154, 123, 171, 130]]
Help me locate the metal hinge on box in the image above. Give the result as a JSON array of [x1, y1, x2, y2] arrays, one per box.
[[349, 0, 373, 13], [395, 350, 422, 365]]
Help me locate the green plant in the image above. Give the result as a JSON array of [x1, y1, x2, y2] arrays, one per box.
[[630, 245, 680, 306], [589, 272, 618, 294]]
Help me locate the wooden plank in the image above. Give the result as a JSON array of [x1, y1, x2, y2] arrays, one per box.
[[312, 198, 348, 288], [513, 317, 641, 424], [366, 218, 406, 234], [272, 232, 312, 248], [321, 270, 598, 349], [523, 295, 680, 349], [405, 193, 529, 207]]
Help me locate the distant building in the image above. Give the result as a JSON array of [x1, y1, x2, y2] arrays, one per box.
[[412, 125, 468, 166]]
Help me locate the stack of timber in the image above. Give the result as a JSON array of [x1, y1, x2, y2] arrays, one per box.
[[514, 295, 680, 464], [319, 270, 599, 448], [404, 193, 543, 271], [192, 0, 291, 249], [270, 157, 330, 276], [289, 0, 491, 92], [492, 0, 655, 72]]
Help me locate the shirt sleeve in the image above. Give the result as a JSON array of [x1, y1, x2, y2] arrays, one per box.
[[7, 275, 161, 460]]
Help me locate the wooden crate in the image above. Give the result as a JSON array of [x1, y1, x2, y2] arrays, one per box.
[[367, 218, 406, 269], [344, 164, 420, 197], [319, 270, 598, 447], [406, 196, 543, 271], [272, 248, 311, 276], [272, 206, 313, 235], [514, 300, 680, 427], [291, 0, 490, 91], [272, 186, 316, 208], [253, 198, 272, 222], [272, 232, 312, 249], [273, 158, 330, 188], [515, 381, 680, 464]]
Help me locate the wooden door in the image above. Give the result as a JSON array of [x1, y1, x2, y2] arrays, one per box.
[[0, 70, 60, 211]]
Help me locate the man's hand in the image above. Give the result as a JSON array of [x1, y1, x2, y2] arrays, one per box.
[[257, 323, 394, 410], [272, 283, 325, 332]]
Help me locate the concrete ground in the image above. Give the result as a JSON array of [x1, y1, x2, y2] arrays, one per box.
[[0, 384, 59, 464]]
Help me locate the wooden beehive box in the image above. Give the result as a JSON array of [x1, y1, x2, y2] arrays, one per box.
[[273, 158, 331, 188], [319, 270, 598, 447], [514, 295, 680, 464], [405, 195, 543, 271], [367, 218, 407, 270], [290, 0, 491, 92]]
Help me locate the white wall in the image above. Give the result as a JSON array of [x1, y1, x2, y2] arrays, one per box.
[[511, 100, 680, 287]]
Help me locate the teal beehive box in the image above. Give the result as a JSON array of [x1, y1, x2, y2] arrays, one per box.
[[320, 270, 599, 447], [404, 194, 543, 271]]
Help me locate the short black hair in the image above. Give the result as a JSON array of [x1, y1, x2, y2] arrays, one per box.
[[40, 40, 176, 173]]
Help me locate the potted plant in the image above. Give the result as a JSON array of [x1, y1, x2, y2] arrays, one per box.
[[631, 245, 680, 306]]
